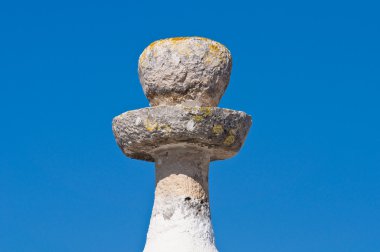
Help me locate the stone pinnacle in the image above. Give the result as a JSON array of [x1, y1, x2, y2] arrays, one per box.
[[112, 37, 252, 252]]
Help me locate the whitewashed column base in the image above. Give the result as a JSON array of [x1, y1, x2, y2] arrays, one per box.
[[143, 146, 218, 252]]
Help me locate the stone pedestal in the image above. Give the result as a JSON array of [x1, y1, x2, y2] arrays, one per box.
[[112, 37, 252, 252]]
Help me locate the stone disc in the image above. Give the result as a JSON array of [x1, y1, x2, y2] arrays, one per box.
[[112, 106, 252, 162]]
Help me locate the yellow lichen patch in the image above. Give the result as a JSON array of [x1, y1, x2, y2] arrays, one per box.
[[199, 107, 212, 117], [212, 125, 224, 135], [144, 119, 158, 132], [209, 44, 220, 54], [147, 40, 162, 49], [192, 107, 213, 122], [204, 42, 228, 65], [191, 107, 200, 113], [196, 37, 210, 41], [193, 115, 204, 122], [158, 124, 172, 133], [223, 128, 237, 145], [228, 129, 237, 135], [168, 37, 188, 42], [223, 135, 235, 146]]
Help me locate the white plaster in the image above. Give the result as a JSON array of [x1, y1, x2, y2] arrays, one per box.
[[143, 197, 217, 252], [143, 145, 218, 252], [186, 120, 195, 131]]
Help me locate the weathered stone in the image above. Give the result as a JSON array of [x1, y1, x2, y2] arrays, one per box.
[[138, 37, 232, 107], [112, 106, 251, 162]]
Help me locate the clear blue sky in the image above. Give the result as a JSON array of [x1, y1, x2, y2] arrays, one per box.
[[1, 0, 379, 251]]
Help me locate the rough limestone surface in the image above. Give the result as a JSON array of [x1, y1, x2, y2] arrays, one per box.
[[112, 36, 252, 252], [138, 37, 232, 107], [143, 145, 217, 252], [112, 106, 251, 162]]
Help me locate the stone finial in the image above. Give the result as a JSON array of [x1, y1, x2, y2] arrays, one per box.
[[138, 37, 232, 107], [112, 36, 252, 252]]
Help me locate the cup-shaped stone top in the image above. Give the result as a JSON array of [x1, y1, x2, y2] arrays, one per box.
[[138, 37, 232, 107]]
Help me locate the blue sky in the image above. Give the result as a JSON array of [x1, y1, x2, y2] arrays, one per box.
[[1, 0, 379, 251]]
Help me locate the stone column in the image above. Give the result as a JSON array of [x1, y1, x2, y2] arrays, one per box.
[[112, 37, 252, 252]]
